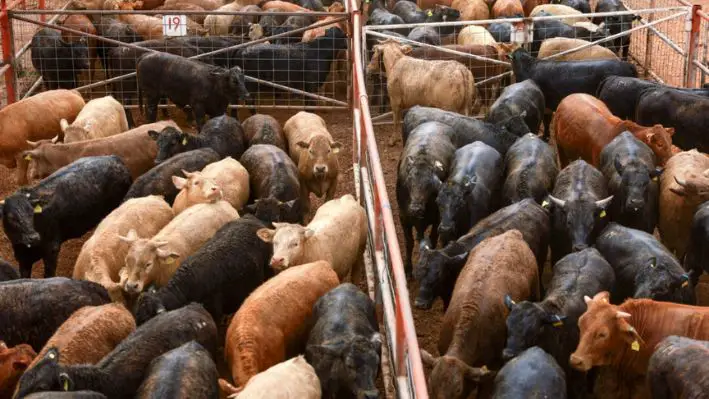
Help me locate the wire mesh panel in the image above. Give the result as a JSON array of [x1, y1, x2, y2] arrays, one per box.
[[689, 8, 709, 88], [4, 5, 351, 118]]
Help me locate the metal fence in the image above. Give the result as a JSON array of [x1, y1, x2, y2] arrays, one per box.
[[690, 7, 709, 88]]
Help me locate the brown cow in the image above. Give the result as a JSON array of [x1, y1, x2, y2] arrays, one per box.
[[0, 342, 36, 398], [302, 2, 347, 42], [241, 114, 287, 151], [492, 0, 524, 18], [0, 89, 84, 171], [219, 261, 339, 396], [17, 120, 177, 184], [260, 0, 310, 11], [570, 292, 709, 379], [659, 149, 709, 260], [451, 0, 489, 20], [420, 230, 540, 399], [553, 93, 675, 167]]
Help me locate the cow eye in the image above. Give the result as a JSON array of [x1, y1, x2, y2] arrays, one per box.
[[290, 241, 298, 248], [596, 331, 608, 339], [194, 181, 200, 186]]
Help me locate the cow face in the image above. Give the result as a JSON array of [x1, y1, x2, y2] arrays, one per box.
[[421, 351, 494, 399], [431, 4, 461, 22], [14, 348, 69, 397], [227, 66, 251, 101], [615, 156, 660, 213], [296, 136, 341, 179], [134, 291, 166, 326], [401, 156, 444, 220], [633, 257, 691, 301], [0, 193, 43, 249], [503, 299, 565, 361], [570, 292, 643, 372], [21, 146, 54, 182], [549, 195, 613, 252], [0, 341, 36, 398], [308, 334, 381, 399], [644, 125, 674, 166], [413, 240, 467, 310], [173, 171, 223, 206], [257, 223, 310, 271], [119, 230, 179, 295], [148, 127, 189, 164], [68, 38, 91, 71], [243, 197, 302, 224], [436, 177, 475, 244]]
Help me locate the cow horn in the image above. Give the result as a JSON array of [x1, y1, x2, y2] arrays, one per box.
[[616, 311, 632, 319], [584, 295, 592, 304], [420, 350, 439, 367], [595, 195, 614, 208], [51, 135, 60, 144], [548, 195, 566, 208], [674, 176, 688, 187], [26, 140, 39, 147]]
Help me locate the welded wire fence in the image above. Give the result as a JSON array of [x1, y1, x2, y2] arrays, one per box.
[[690, 7, 709, 87]]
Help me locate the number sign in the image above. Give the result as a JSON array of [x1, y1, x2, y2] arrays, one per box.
[[163, 15, 187, 37]]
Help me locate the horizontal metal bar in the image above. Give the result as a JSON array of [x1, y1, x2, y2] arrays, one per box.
[[698, 9, 709, 20], [13, 0, 69, 60], [120, 103, 347, 109], [621, 1, 687, 55], [22, 75, 43, 98], [693, 59, 709, 75], [365, 30, 511, 66], [10, 8, 347, 16], [363, 6, 690, 31]]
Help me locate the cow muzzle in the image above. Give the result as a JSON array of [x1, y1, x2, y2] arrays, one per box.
[[313, 165, 328, 177], [569, 353, 591, 371], [23, 233, 41, 248], [124, 281, 142, 294], [270, 256, 287, 270]]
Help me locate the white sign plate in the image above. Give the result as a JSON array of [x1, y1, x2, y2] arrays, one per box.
[[163, 15, 187, 37]]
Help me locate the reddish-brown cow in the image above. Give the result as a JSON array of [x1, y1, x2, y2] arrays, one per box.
[[0, 342, 36, 398], [492, 0, 524, 18], [553, 93, 675, 167], [570, 292, 709, 377]]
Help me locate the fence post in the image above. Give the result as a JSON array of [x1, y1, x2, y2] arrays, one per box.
[[0, 0, 16, 104], [686, 4, 702, 88], [38, 0, 44, 22], [643, 0, 656, 79]]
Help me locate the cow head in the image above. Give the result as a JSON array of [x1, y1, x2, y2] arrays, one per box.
[[641, 125, 675, 166], [421, 351, 495, 399], [256, 223, 310, 271], [429, 5, 461, 22], [503, 297, 566, 361], [633, 257, 692, 301], [436, 176, 476, 245], [243, 197, 303, 225], [414, 239, 467, 310], [548, 194, 613, 252], [172, 170, 223, 207], [119, 229, 179, 295], [570, 292, 643, 372], [226, 66, 252, 103], [59, 118, 89, 142], [0, 192, 44, 249], [21, 139, 57, 181], [296, 136, 342, 179], [401, 156, 445, 220], [307, 333, 382, 399], [134, 291, 167, 326], [671, 169, 709, 200], [0, 341, 36, 398], [14, 348, 70, 397], [495, 111, 529, 137], [614, 155, 662, 214], [367, 39, 413, 76], [148, 126, 189, 164], [322, 27, 348, 49], [66, 36, 90, 71]]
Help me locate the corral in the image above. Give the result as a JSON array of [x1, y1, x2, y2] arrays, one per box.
[[0, 0, 709, 396]]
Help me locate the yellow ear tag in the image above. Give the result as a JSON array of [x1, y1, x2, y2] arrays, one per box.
[[552, 320, 563, 328], [181, 137, 188, 145], [427, 9, 433, 16], [480, 365, 489, 373], [652, 176, 658, 182], [164, 257, 175, 264], [63, 379, 69, 391], [24, 154, 32, 161], [541, 200, 550, 208], [34, 204, 42, 214], [600, 210, 607, 218], [682, 281, 689, 288], [631, 340, 640, 351]]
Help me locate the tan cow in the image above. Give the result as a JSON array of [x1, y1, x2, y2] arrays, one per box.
[[73, 196, 174, 303], [219, 261, 339, 395], [59, 95, 129, 143], [18, 120, 177, 185], [104, 0, 207, 37], [260, 0, 310, 11], [366, 39, 479, 146], [0, 89, 84, 170], [539, 37, 619, 61], [493, 0, 523, 18], [421, 230, 540, 399], [172, 157, 250, 214], [284, 111, 342, 205], [451, 0, 489, 20], [530, 4, 590, 24], [229, 356, 321, 399], [302, 2, 347, 42], [162, 0, 223, 10], [257, 194, 366, 282], [0, 342, 36, 398], [659, 150, 709, 259], [204, 1, 245, 36], [119, 200, 239, 294], [457, 25, 498, 47]]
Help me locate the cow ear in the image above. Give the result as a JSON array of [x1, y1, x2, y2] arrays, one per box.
[[592, 291, 610, 303], [303, 229, 315, 239], [59, 372, 73, 392], [147, 130, 159, 140], [449, 252, 468, 269], [543, 313, 567, 327], [256, 228, 275, 243], [618, 320, 644, 346], [296, 141, 310, 150], [464, 364, 495, 382], [118, 229, 139, 243], [666, 127, 675, 137], [172, 176, 187, 190], [504, 294, 516, 310], [60, 118, 70, 132], [156, 248, 179, 262], [420, 349, 439, 367]]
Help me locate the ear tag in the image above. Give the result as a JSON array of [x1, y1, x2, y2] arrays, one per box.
[[48, 352, 56, 360], [480, 365, 489, 373], [682, 281, 689, 288], [631, 340, 640, 351], [427, 9, 433, 16], [63, 379, 69, 391], [652, 176, 658, 182], [34, 204, 43, 214], [164, 257, 175, 264], [600, 210, 607, 218], [24, 154, 32, 161], [541, 200, 550, 209], [552, 320, 564, 328], [181, 137, 188, 145]]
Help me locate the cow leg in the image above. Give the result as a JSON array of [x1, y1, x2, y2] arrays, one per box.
[[145, 96, 160, 123], [193, 105, 207, 130], [42, 242, 61, 278], [390, 105, 401, 147]]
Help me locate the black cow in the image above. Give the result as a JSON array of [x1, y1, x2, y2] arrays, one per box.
[[492, 347, 567, 399], [0, 278, 110, 351], [0, 258, 19, 282], [173, 36, 245, 69], [15, 303, 217, 398], [636, 88, 709, 152], [502, 133, 559, 206], [548, 159, 613, 264], [414, 198, 550, 310], [551, 0, 591, 13], [123, 148, 220, 205], [599, 131, 661, 233], [596, 76, 709, 120], [488, 21, 512, 43], [408, 26, 441, 46], [1, 156, 132, 278], [30, 28, 90, 90], [367, 0, 409, 35], [397, 122, 456, 274], [306, 283, 381, 399], [437, 142, 503, 245], [240, 144, 305, 224], [531, 14, 611, 56], [392, 0, 426, 23], [134, 215, 273, 325], [234, 27, 348, 102], [23, 391, 107, 398], [685, 201, 709, 285], [91, 16, 142, 72], [150, 116, 245, 164], [593, 0, 640, 59], [503, 248, 615, 398], [486, 79, 545, 136], [596, 223, 694, 304], [271, 15, 315, 44], [508, 47, 637, 138], [647, 336, 709, 399], [137, 52, 252, 129], [136, 341, 218, 398], [402, 106, 527, 154]]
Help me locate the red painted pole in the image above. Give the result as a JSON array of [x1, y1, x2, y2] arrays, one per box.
[[38, 0, 45, 22], [687, 4, 702, 88], [0, 0, 16, 104]]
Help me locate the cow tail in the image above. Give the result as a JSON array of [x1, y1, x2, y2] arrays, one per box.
[[136, 68, 144, 117]]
